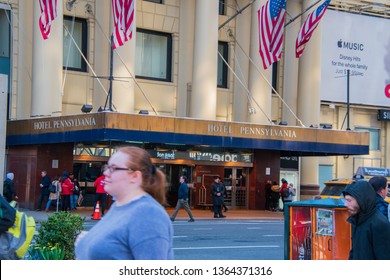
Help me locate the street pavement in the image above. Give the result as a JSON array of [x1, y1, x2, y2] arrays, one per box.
[[21, 206, 285, 223], [22, 207, 285, 260]]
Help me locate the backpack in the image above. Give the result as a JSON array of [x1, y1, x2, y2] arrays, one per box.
[[48, 183, 56, 193], [0, 195, 16, 233], [282, 187, 290, 198], [3, 180, 11, 201], [0, 199, 36, 260]]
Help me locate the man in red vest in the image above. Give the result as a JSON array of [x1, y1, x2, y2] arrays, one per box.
[[93, 171, 108, 217]]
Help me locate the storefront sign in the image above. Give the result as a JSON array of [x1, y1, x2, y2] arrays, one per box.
[[151, 150, 252, 163], [356, 166, 390, 177], [281, 156, 299, 170], [377, 110, 390, 121]]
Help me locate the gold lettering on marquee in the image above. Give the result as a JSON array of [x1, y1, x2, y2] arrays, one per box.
[[33, 117, 97, 130], [239, 126, 297, 138], [206, 123, 298, 138], [207, 124, 232, 134]]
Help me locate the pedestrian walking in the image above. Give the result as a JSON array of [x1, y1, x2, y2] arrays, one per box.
[[342, 180, 390, 259], [45, 175, 61, 212], [75, 146, 173, 260], [3, 172, 18, 203], [368, 176, 389, 221], [60, 171, 74, 212], [36, 170, 51, 211], [92, 171, 108, 217], [69, 172, 80, 210], [170, 176, 195, 222]]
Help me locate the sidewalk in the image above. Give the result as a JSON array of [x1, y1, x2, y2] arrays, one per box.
[[21, 207, 285, 223]]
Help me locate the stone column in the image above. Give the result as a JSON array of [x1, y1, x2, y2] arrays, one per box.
[[248, 0, 272, 125], [16, 1, 34, 119], [232, 0, 251, 122], [32, 0, 63, 117], [93, 0, 111, 111], [177, 0, 195, 117], [111, 1, 136, 113], [190, 0, 219, 120], [282, 0, 301, 126], [297, 0, 322, 191]]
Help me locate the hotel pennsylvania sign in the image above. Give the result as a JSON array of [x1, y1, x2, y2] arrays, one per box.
[[33, 116, 97, 130], [6, 112, 369, 156]]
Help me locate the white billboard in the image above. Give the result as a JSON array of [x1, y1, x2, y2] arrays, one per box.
[[320, 10, 390, 107]]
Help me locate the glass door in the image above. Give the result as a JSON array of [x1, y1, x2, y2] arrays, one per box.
[[223, 168, 248, 209]]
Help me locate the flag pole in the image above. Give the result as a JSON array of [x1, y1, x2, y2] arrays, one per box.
[[108, 35, 114, 111], [346, 69, 350, 130], [285, 0, 321, 27]]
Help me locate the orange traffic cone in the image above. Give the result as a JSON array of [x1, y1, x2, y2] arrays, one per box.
[[92, 201, 101, 220]]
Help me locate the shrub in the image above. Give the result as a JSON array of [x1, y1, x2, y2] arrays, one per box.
[[28, 244, 65, 260], [34, 212, 85, 260]]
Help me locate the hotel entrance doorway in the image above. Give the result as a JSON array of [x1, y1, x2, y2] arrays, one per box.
[[223, 168, 248, 209]]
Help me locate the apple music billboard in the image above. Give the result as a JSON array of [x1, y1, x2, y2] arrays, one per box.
[[320, 10, 390, 107]]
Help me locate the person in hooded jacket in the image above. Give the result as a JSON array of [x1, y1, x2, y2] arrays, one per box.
[[368, 176, 389, 221], [3, 173, 18, 203], [342, 180, 390, 260]]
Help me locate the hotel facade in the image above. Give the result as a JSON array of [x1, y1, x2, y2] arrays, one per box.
[[1, 0, 388, 209]]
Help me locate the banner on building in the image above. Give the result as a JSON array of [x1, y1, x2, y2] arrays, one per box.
[[320, 10, 390, 107]]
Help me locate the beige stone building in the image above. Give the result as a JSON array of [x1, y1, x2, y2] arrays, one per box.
[[1, 0, 388, 209]]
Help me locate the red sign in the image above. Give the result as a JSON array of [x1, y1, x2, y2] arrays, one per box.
[[385, 84, 390, 98]]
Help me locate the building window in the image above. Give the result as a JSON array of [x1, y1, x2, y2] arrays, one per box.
[[218, 41, 228, 88], [219, 0, 226, 15], [63, 16, 88, 72], [0, 7, 11, 119], [0, 9, 10, 59], [354, 127, 380, 151], [144, 0, 163, 4], [136, 29, 172, 82], [272, 62, 278, 94]]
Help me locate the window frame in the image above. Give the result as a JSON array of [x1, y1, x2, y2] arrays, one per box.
[[219, 0, 226, 15], [135, 28, 172, 82], [354, 127, 380, 151], [63, 16, 88, 72], [144, 0, 163, 4], [217, 41, 228, 88]]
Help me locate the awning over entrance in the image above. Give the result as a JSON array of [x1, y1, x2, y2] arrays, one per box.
[[6, 112, 369, 157]]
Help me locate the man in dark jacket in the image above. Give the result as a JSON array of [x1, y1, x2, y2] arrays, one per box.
[[36, 170, 51, 211], [170, 176, 195, 222], [3, 173, 18, 203], [343, 180, 390, 259], [211, 175, 226, 218], [368, 176, 389, 220]]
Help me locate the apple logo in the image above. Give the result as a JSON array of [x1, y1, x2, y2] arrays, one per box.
[[337, 39, 343, 48]]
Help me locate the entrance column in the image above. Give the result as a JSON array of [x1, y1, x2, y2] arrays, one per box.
[[232, 0, 251, 122], [111, 4, 135, 113], [93, 0, 111, 111], [297, 0, 322, 193], [248, 0, 272, 125], [190, 0, 219, 120], [283, 0, 301, 126], [32, 1, 63, 117], [17, 1, 34, 119]]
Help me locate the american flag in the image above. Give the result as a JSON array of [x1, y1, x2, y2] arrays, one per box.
[[38, 0, 58, 40], [112, 0, 135, 49], [258, 0, 286, 70], [296, 0, 330, 58]]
